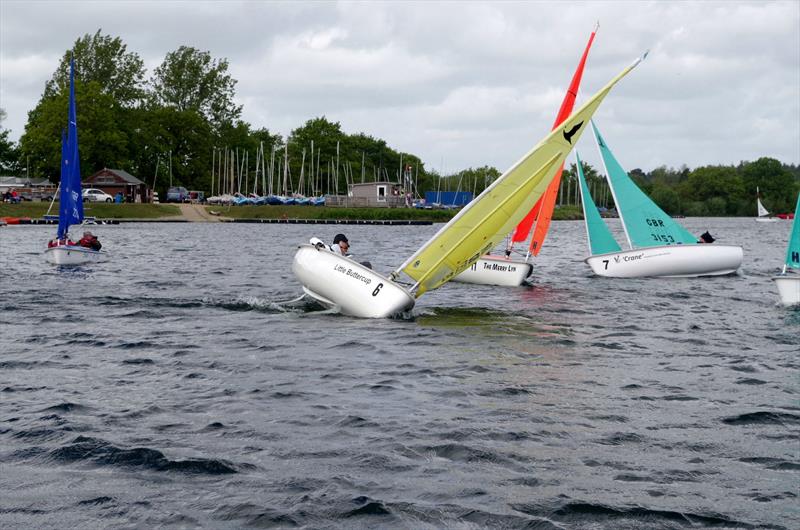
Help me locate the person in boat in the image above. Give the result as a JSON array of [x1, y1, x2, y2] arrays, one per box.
[[78, 231, 102, 251], [331, 233, 350, 256], [697, 231, 715, 244]]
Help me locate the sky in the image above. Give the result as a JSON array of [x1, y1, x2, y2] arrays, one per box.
[[1, 0, 798, 176]]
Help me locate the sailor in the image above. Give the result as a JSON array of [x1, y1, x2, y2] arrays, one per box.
[[697, 231, 715, 244], [331, 233, 350, 256], [78, 231, 102, 251]]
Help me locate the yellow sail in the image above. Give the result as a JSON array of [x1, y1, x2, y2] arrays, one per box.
[[397, 53, 646, 297]]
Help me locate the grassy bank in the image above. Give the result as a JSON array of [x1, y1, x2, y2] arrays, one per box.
[[0, 202, 181, 219], [208, 205, 458, 222]]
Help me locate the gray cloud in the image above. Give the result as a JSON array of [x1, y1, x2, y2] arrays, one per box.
[[1, 0, 797, 174]]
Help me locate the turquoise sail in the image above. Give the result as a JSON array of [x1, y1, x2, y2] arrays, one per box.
[[784, 193, 800, 271], [576, 151, 621, 255], [592, 121, 697, 248]]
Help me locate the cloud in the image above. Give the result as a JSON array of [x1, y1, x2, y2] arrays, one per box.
[[1, 0, 798, 173]]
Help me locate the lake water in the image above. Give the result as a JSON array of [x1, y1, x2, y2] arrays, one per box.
[[1, 218, 797, 529]]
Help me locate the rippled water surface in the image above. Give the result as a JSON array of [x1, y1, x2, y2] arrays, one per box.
[[1, 218, 797, 529]]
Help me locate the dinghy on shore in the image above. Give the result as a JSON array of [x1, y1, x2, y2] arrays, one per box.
[[292, 53, 647, 317]]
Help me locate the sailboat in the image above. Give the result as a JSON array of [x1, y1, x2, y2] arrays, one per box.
[[453, 24, 599, 287], [292, 53, 646, 318], [755, 186, 778, 222], [44, 58, 102, 266], [578, 121, 743, 278], [773, 193, 800, 306]]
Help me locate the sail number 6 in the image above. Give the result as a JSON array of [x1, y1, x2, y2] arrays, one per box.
[[372, 283, 384, 297]]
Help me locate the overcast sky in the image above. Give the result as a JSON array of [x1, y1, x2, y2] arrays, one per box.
[[1, 0, 798, 175]]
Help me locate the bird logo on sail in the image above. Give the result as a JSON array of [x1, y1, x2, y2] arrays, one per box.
[[563, 121, 583, 144]]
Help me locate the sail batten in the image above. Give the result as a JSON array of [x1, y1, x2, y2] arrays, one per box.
[[397, 55, 646, 296]]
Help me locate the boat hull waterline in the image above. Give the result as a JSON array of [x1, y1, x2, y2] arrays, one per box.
[[292, 244, 415, 318], [44, 246, 102, 265], [585, 244, 743, 278], [452, 255, 533, 286], [773, 275, 800, 307]]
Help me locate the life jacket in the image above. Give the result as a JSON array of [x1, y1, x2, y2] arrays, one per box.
[[79, 236, 101, 250]]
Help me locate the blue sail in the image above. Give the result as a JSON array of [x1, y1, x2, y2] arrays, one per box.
[[784, 193, 800, 271], [576, 151, 621, 255], [592, 121, 697, 248], [57, 58, 84, 240]]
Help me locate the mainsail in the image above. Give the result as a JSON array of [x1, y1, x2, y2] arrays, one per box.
[[57, 58, 84, 240], [510, 24, 598, 257], [592, 120, 697, 249], [576, 151, 621, 255], [783, 193, 800, 273], [756, 187, 771, 218], [396, 54, 646, 296]]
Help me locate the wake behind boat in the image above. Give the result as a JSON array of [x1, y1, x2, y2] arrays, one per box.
[[293, 52, 647, 318], [577, 121, 743, 278], [44, 58, 103, 266], [772, 193, 800, 306]]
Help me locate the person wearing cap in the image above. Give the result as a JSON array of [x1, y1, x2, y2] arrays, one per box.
[[331, 233, 351, 256], [697, 231, 715, 244], [78, 231, 102, 251]]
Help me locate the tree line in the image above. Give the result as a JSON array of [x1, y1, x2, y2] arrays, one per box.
[[0, 30, 797, 215]]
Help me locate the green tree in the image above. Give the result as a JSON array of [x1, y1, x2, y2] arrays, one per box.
[[0, 109, 21, 174], [679, 165, 744, 216], [740, 157, 798, 214], [150, 46, 242, 131], [45, 30, 146, 106]]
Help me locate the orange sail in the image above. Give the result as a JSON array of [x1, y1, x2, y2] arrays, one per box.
[[510, 25, 598, 254]]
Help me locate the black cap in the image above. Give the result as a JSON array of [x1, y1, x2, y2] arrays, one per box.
[[333, 234, 348, 244], [699, 231, 715, 243]]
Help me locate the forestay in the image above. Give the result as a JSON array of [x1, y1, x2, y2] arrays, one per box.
[[396, 55, 646, 296]]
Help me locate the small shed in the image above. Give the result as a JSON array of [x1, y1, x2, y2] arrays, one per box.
[[84, 168, 150, 203], [326, 181, 408, 208]]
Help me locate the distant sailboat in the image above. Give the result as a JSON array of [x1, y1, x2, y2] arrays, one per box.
[[755, 186, 778, 222], [43, 58, 103, 266], [292, 54, 646, 318], [578, 121, 743, 278], [773, 193, 800, 306], [453, 24, 599, 287]]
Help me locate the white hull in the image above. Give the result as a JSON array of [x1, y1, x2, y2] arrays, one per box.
[[756, 217, 778, 223], [44, 245, 102, 265], [292, 244, 415, 318], [452, 255, 533, 286], [773, 275, 800, 307], [585, 244, 743, 278]]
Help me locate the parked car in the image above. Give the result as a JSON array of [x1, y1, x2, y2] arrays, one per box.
[[82, 188, 114, 202], [166, 186, 189, 203]]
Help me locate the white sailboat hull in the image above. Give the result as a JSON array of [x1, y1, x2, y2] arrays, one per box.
[[585, 244, 743, 278], [44, 246, 102, 265], [292, 244, 415, 318], [756, 217, 778, 223], [452, 255, 533, 286], [773, 275, 800, 307]]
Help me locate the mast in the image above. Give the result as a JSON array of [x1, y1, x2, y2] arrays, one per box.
[[592, 122, 633, 249]]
